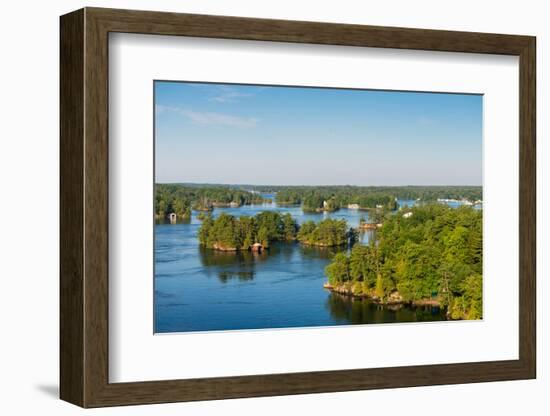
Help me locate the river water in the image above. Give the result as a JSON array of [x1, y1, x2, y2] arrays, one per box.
[[154, 196, 455, 333]]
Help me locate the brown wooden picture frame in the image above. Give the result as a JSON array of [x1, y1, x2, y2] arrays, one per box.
[[60, 7, 536, 408]]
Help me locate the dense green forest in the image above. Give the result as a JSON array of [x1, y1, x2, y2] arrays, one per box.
[[297, 219, 356, 247], [324, 204, 482, 319], [198, 212, 357, 250], [198, 211, 298, 250], [155, 184, 265, 219]]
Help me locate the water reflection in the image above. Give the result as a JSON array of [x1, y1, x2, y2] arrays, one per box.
[[155, 217, 191, 225], [298, 244, 344, 260], [198, 241, 349, 283], [198, 246, 269, 282], [326, 293, 446, 324], [218, 270, 255, 283]]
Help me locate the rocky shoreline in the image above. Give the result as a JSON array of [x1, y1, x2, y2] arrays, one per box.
[[323, 282, 442, 307], [211, 242, 266, 252]]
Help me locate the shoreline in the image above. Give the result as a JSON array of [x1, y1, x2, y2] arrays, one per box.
[[323, 282, 442, 308], [206, 239, 347, 252]]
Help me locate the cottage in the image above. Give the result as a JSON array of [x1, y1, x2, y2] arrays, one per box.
[[251, 242, 263, 252], [168, 212, 177, 223]]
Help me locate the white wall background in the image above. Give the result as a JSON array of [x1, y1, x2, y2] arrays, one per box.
[[0, 0, 545, 414]]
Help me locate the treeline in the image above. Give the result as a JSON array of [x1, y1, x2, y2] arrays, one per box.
[[171, 184, 482, 204], [155, 185, 192, 219], [274, 185, 481, 211], [199, 212, 355, 251], [325, 204, 482, 320], [155, 184, 482, 219], [276, 188, 397, 211], [155, 184, 265, 219]]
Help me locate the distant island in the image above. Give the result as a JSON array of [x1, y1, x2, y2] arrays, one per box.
[[155, 183, 482, 221], [155, 184, 267, 220]]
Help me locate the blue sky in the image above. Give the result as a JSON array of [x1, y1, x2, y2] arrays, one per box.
[[155, 81, 482, 186]]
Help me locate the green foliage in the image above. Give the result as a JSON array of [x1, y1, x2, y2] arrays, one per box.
[[198, 211, 298, 251], [448, 274, 482, 319], [198, 214, 214, 245], [324, 204, 483, 319], [349, 245, 379, 286], [200, 212, 354, 252], [197, 212, 208, 221], [325, 253, 350, 285], [282, 213, 298, 240], [274, 189, 302, 205], [272, 185, 481, 211], [155, 184, 264, 218], [302, 193, 326, 211], [297, 218, 350, 247], [368, 208, 387, 224], [375, 274, 385, 299], [156, 183, 482, 220]]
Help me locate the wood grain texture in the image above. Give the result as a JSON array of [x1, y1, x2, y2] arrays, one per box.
[[518, 38, 536, 376], [59, 8, 84, 407], [59, 7, 537, 408]]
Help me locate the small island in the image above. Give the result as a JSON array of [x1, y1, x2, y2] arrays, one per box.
[[198, 211, 299, 251], [198, 212, 358, 251]]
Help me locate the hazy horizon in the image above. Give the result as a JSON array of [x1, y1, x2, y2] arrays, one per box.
[[155, 81, 483, 186], [155, 181, 482, 187]]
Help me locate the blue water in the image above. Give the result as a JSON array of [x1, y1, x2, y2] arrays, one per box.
[[154, 195, 448, 333]]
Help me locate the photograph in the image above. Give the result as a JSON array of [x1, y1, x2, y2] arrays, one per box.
[[153, 80, 483, 333]]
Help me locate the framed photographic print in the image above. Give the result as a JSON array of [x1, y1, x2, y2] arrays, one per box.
[[60, 7, 536, 408]]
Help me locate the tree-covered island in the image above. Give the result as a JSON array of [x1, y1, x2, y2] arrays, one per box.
[[198, 212, 357, 251], [198, 212, 299, 251], [273, 185, 481, 211], [324, 204, 482, 320], [155, 184, 267, 220], [275, 188, 397, 212]]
